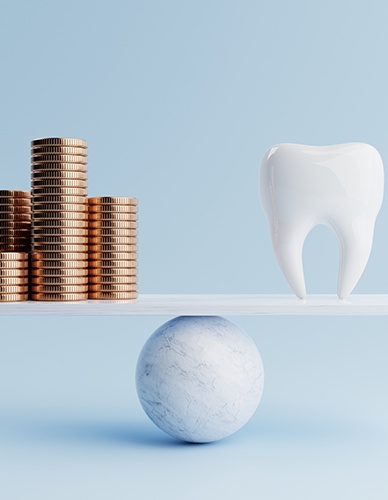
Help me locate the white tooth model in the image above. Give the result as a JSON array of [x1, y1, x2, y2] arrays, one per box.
[[260, 143, 384, 299]]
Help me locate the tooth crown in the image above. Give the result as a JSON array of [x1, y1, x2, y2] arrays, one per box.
[[260, 143, 384, 299]]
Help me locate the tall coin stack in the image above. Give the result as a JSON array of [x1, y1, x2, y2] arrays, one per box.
[[30, 138, 89, 301], [0, 190, 31, 253], [88, 197, 138, 300]]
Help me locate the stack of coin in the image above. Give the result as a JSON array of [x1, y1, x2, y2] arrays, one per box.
[[0, 190, 31, 252], [88, 197, 138, 299], [30, 138, 89, 301], [0, 252, 29, 301]]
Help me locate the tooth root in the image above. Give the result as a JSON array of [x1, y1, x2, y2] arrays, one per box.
[[272, 219, 310, 299], [332, 218, 374, 299]]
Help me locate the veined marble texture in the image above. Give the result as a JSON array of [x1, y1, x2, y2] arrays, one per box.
[[136, 316, 264, 443]]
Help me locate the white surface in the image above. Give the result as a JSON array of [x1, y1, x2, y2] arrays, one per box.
[[136, 316, 264, 442], [260, 143, 384, 298], [1, 294, 388, 315]]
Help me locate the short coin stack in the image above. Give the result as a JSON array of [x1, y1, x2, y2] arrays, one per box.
[[0, 252, 29, 301], [30, 138, 89, 301], [0, 190, 31, 253], [88, 197, 138, 300]]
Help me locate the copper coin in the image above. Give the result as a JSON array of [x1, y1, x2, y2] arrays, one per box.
[[88, 267, 137, 276], [0, 213, 30, 221], [33, 211, 88, 220], [32, 195, 86, 204], [31, 261, 88, 269], [0, 268, 29, 276], [88, 228, 138, 237], [31, 276, 88, 285], [31, 154, 87, 164], [31, 162, 87, 172], [88, 259, 137, 268], [32, 187, 87, 196], [31, 284, 88, 293], [0, 228, 30, 236], [31, 267, 88, 277], [31, 145, 87, 155], [0, 293, 28, 302], [32, 219, 88, 228], [0, 197, 30, 205], [88, 220, 138, 229], [0, 260, 28, 269], [0, 190, 30, 198], [0, 276, 29, 285], [0, 285, 29, 293], [88, 197, 137, 205], [31, 138, 87, 147], [88, 252, 137, 260], [32, 170, 87, 180], [88, 204, 137, 213], [0, 235, 30, 243], [32, 244, 89, 252], [88, 275, 137, 284], [88, 244, 137, 253], [0, 252, 28, 260], [89, 283, 137, 292], [88, 212, 137, 221], [0, 205, 31, 213], [32, 227, 88, 236], [31, 251, 87, 261], [32, 179, 87, 188], [88, 291, 138, 300], [88, 236, 138, 245], [0, 247, 30, 253], [33, 203, 87, 212], [31, 292, 88, 301], [33, 236, 88, 245]]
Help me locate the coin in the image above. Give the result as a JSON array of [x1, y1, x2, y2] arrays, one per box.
[[0, 222, 31, 230], [0, 276, 29, 285], [0, 213, 30, 220], [33, 236, 88, 244], [89, 283, 137, 292], [0, 190, 30, 197], [32, 244, 88, 252], [32, 179, 87, 188], [88, 244, 138, 253], [31, 276, 88, 285], [0, 246, 30, 252], [88, 204, 137, 213], [88, 259, 137, 268], [88, 228, 137, 237], [31, 260, 88, 269], [32, 187, 87, 196], [33, 203, 87, 212], [32, 219, 88, 228], [31, 267, 88, 277], [88, 220, 138, 229], [0, 228, 30, 236], [32, 227, 88, 236], [0, 268, 28, 276], [33, 211, 88, 220], [0, 285, 29, 293], [0, 293, 28, 302], [88, 267, 137, 276], [0, 260, 28, 269], [31, 162, 87, 171], [31, 138, 87, 147], [31, 284, 88, 293], [31, 145, 87, 155], [0, 252, 28, 260], [88, 252, 137, 260], [33, 195, 86, 204], [0, 236, 30, 243], [32, 154, 87, 164], [31, 252, 87, 261], [88, 212, 137, 221], [0, 197, 30, 205], [0, 205, 31, 213], [88, 197, 137, 205], [88, 291, 138, 300], [32, 170, 87, 180], [88, 236, 138, 245], [31, 292, 88, 301], [88, 275, 137, 284]]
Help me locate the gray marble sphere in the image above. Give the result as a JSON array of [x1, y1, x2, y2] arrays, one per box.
[[136, 316, 264, 443]]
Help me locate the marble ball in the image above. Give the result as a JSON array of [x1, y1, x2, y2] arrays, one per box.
[[136, 316, 264, 443]]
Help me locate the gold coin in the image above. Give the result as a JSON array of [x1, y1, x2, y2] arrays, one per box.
[[88, 267, 137, 276], [88, 275, 137, 284], [0, 205, 31, 213], [31, 292, 88, 301], [31, 154, 87, 164], [0, 213, 30, 221], [31, 162, 87, 172], [0, 268, 29, 276], [32, 227, 88, 236], [33, 195, 86, 204], [88, 236, 138, 245], [88, 228, 138, 237], [88, 252, 137, 260], [88, 259, 137, 268], [31, 276, 88, 285], [33, 211, 88, 220], [0, 276, 29, 285], [88, 291, 138, 300], [0, 252, 28, 260], [0, 293, 28, 302], [32, 219, 88, 228], [88, 244, 137, 253], [31, 284, 88, 293], [32, 170, 87, 180], [88, 220, 138, 229], [33, 236, 88, 244], [32, 244, 88, 252], [33, 203, 87, 212], [0, 190, 30, 198], [0, 284, 29, 293], [88, 212, 137, 221], [88, 197, 138, 205], [31, 145, 87, 155], [31, 267, 88, 277], [32, 187, 87, 196], [31, 138, 87, 147], [88, 204, 137, 214], [32, 179, 87, 188], [31, 251, 87, 260]]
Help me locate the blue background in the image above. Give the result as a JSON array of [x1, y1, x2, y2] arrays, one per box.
[[1, 1, 388, 498]]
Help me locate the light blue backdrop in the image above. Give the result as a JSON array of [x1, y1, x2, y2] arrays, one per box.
[[0, 1, 387, 499]]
